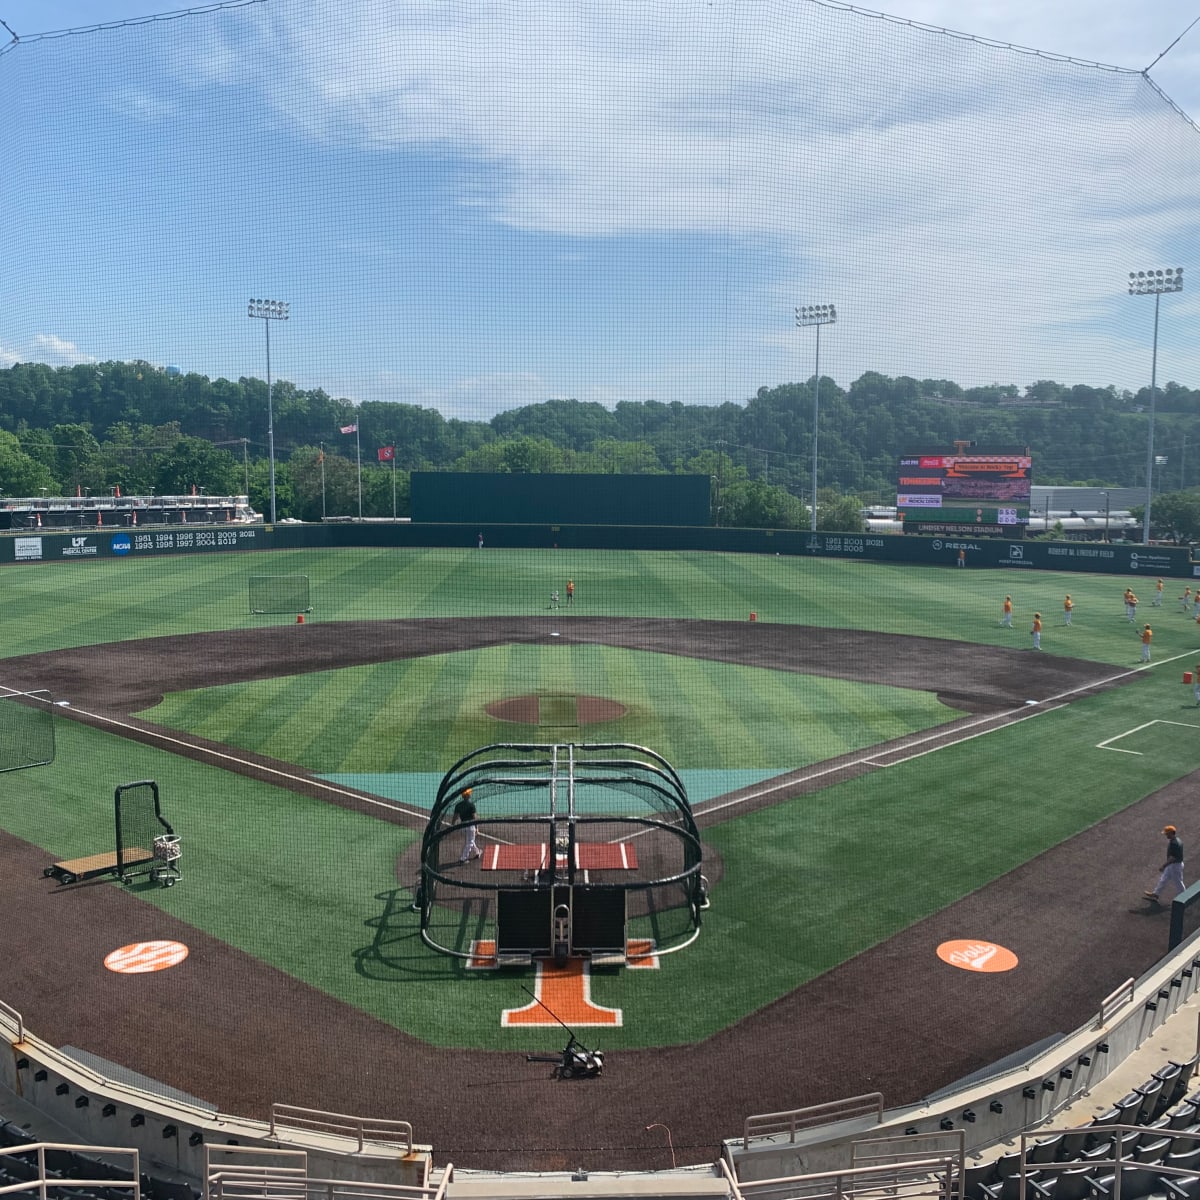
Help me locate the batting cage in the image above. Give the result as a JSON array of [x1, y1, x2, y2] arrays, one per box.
[[45, 780, 181, 888], [248, 574, 312, 615], [0, 689, 55, 773], [417, 743, 705, 965]]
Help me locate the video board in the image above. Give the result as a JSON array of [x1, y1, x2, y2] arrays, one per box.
[[896, 452, 1032, 537]]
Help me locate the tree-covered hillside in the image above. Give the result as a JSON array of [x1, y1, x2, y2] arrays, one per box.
[[1, 360, 1198, 532]]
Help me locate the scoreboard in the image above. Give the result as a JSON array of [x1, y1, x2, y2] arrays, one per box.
[[896, 452, 1032, 537]]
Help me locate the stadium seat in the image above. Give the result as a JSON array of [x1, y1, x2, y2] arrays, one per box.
[[1131, 1135, 1172, 1164], [1167, 1103, 1200, 1131], [1047, 1165, 1101, 1200], [42, 1147, 81, 1176], [993, 1151, 1023, 1181], [1169, 1057, 1200, 1108], [1089, 1165, 1194, 1199], [954, 1158, 998, 1200], [979, 1170, 1054, 1200], [0, 1154, 38, 1182], [1163, 1146, 1200, 1176], [1168, 1133, 1200, 1158], [1056, 1127, 1093, 1162], [1030, 1134, 1065, 1164], [1134, 1080, 1165, 1126], [1157, 1065, 1185, 1109], [0, 1121, 34, 1148], [145, 1177, 200, 1200]]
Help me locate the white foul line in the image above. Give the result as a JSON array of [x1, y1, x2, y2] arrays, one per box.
[[0, 687, 430, 823]]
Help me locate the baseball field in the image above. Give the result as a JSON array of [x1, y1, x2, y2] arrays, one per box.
[[2, 546, 1199, 1170]]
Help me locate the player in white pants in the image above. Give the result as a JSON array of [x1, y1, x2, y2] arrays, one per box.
[[1146, 825, 1184, 903]]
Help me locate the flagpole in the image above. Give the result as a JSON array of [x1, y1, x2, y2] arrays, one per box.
[[392, 454, 396, 520], [356, 425, 362, 519]]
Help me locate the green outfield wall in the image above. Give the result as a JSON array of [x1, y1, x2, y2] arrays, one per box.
[[0, 523, 1195, 578], [0, 520, 1195, 578], [410, 471, 712, 526]]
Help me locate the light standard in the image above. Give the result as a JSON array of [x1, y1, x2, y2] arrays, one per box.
[[1100, 490, 1109, 542], [247, 298, 290, 524], [1129, 268, 1183, 544], [796, 303, 837, 532]]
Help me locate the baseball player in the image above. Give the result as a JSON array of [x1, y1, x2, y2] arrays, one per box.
[[1146, 825, 1185, 904]]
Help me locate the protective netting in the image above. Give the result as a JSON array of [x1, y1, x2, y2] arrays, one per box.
[[0, 690, 55, 772], [248, 574, 311, 615], [0, 1, 1195, 443], [115, 780, 171, 876], [419, 743, 704, 960]]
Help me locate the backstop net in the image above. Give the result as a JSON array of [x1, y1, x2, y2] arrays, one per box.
[[0, 689, 55, 773], [249, 575, 312, 615], [418, 743, 705, 965]]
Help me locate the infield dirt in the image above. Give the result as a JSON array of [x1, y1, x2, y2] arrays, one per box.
[[0, 618, 1187, 1171]]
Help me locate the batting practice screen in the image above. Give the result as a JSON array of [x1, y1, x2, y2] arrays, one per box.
[[896, 450, 1033, 537], [0, 689, 55, 773], [410, 473, 712, 527], [249, 574, 312, 615]]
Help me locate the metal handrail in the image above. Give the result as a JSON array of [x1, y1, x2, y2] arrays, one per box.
[[743, 1093, 885, 1149]]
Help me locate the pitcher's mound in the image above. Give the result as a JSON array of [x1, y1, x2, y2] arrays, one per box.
[[485, 694, 627, 726]]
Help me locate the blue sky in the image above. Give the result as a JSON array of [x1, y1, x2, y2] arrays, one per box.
[[0, 0, 1197, 422]]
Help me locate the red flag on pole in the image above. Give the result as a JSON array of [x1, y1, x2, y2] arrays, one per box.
[[378, 446, 395, 462]]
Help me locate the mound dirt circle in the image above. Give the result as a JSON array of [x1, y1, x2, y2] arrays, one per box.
[[484, 694, 628, 724]]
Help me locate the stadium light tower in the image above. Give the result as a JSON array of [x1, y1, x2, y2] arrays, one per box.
[[796, 304, 837, 532], [1129, 268, 1183, 544], [247, 298, 289, 524]]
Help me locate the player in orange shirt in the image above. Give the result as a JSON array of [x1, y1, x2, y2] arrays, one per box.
[[1128, 592, 1139, 623], [1063, 594, 1073, 626], [1141, 624, 1153, 663], [1154, 578, 1164, 607], [1181, 586, 1192, 614], [1031, 612, 1043, 651], [1000, 595, 1013, 627], [566, 579, 575, 606]]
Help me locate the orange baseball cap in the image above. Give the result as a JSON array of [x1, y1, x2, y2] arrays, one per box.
[[1165, 825, 1177, 835]]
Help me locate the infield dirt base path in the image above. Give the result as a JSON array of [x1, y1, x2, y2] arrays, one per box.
[[0, 618, 1188, 1172]]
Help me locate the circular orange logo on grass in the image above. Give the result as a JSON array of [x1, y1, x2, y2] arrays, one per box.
[[104, 941, 189, 974], [937, 939, 1018, 973]]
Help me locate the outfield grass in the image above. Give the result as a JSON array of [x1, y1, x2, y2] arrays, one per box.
[[5, 547, 1199, 667], [4, 548, 1200, 1050]]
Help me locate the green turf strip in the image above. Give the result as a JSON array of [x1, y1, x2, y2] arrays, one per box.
[[315, 769, 785, 811]]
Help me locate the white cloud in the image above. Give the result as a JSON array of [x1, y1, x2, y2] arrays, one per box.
[[32, 334, 96, 366]]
